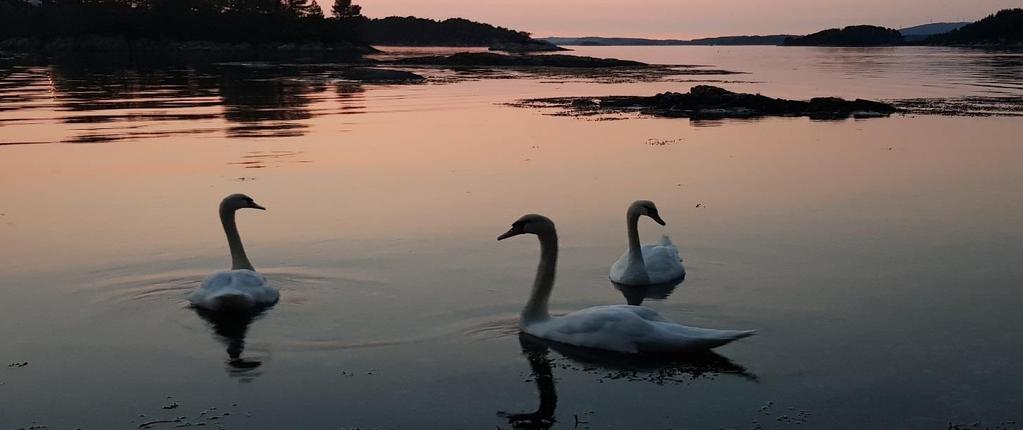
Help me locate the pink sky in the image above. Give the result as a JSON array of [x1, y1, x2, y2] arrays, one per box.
[[340, 0, 1021, 38]]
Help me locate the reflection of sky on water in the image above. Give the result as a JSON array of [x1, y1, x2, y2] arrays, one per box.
[[1, 46, 1022, 429]]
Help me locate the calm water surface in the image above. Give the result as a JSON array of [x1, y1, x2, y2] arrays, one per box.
[[1, 46, 1022, 429]]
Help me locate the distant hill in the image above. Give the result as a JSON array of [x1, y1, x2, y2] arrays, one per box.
[[542, 35, 794, 46], [364, 16, 536, 46], [688, 35, 794, 45], [926, 9, 1023, 45], [899, 22, 969, 41], [783, 25, 904, 46]]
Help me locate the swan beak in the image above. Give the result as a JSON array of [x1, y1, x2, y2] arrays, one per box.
[[497, 226, 522, 241], [650, 213, 666, 226], [250, 202, 266, 211]]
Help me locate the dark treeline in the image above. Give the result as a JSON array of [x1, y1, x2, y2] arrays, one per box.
[[363, 16, 533, 46], [781, 8, 1022, 47], [0, 0, 365, 44], [783, 25, 904, 46], [926, 8, 1023, 45]]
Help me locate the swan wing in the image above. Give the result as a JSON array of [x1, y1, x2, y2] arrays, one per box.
[[609, 251, 634, 283], [525, 305, 753, 353], [640, 236, 685, 284], [610, 237, 685, 285], [526, 305, 660, 353]]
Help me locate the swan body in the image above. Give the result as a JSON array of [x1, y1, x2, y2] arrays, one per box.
[[610, 200, 685, 286], [189, 194, 278, 312], [499, 214, 753, 354], [191, 270, 278, 311]]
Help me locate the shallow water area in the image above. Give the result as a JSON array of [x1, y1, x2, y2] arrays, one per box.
[[1, 46, 1023, 429]]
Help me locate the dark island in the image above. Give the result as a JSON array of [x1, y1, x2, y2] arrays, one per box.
[[925, 8, 1023, 46], [783, 25, 904, 47], [392, 52, 646, 68], [362, 16, 562, 51], [515, 85, 898, 120]]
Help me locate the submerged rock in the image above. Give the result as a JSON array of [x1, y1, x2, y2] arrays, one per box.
[[517, 85, 898, 120], [392, 52, 646, 68]]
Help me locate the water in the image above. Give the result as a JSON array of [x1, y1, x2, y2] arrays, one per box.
[[1, 46, 1022, 429]]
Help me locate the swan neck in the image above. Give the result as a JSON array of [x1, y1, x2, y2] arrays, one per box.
[[626, 210, 646, 267], [523, 230, 557, 323], [220, 206, 254, 271]]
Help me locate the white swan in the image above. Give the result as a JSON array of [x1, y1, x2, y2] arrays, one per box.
[[498, 214, 754, 354], [188, 194, 279, 312], [609, 200, 685, 286]]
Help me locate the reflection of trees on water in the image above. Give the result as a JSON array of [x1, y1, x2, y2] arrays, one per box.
[[218, 65, 319, 138], [336, 82, 366, 115], [0, 66, 50, 113], [26, 61, 371, 143], [46, 62, 221, 143]]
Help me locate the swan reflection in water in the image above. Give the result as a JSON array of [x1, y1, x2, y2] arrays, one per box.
[[501, 332, 755, 429], [499, 334, 559, 430], [193, 308, 269, 378], [613, 275, 685, 306]]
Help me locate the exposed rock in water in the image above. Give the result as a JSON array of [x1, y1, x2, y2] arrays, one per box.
[[392, 52, 646, 68], [489, 40, 569, 53], [515, 85, 899, 120]]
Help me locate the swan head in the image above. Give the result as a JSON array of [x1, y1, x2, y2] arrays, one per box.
[[630, 200, 665, 226], [221, 194, 266, 212], [498, 214, 556, 240]]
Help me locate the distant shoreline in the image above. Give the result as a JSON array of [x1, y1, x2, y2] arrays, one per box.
[[543, 9, 1021, 48]]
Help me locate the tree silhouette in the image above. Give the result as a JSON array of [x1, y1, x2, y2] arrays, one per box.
[[0, 0, 363, 43], [927, 8, 1023, 45], [330, 0, 361, 18], [286, 0, 323, 17]]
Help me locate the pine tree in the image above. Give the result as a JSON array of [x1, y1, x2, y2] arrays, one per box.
[[286, 0, 322, 17], [330, 0, 360, 18]]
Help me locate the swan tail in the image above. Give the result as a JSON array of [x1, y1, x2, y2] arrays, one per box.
[[704, 329, 756, 348], [208, 292, 256, 312], [724, 330, 757, 341], [664, 328, 756, 351]]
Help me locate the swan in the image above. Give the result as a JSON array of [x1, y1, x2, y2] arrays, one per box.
[[498, 214, 754, 353], [609, 200, 685, 286], [188, 194, 279, 312]]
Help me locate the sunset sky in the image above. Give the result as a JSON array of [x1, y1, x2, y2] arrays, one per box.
[[346, 0, 1021, 38]]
